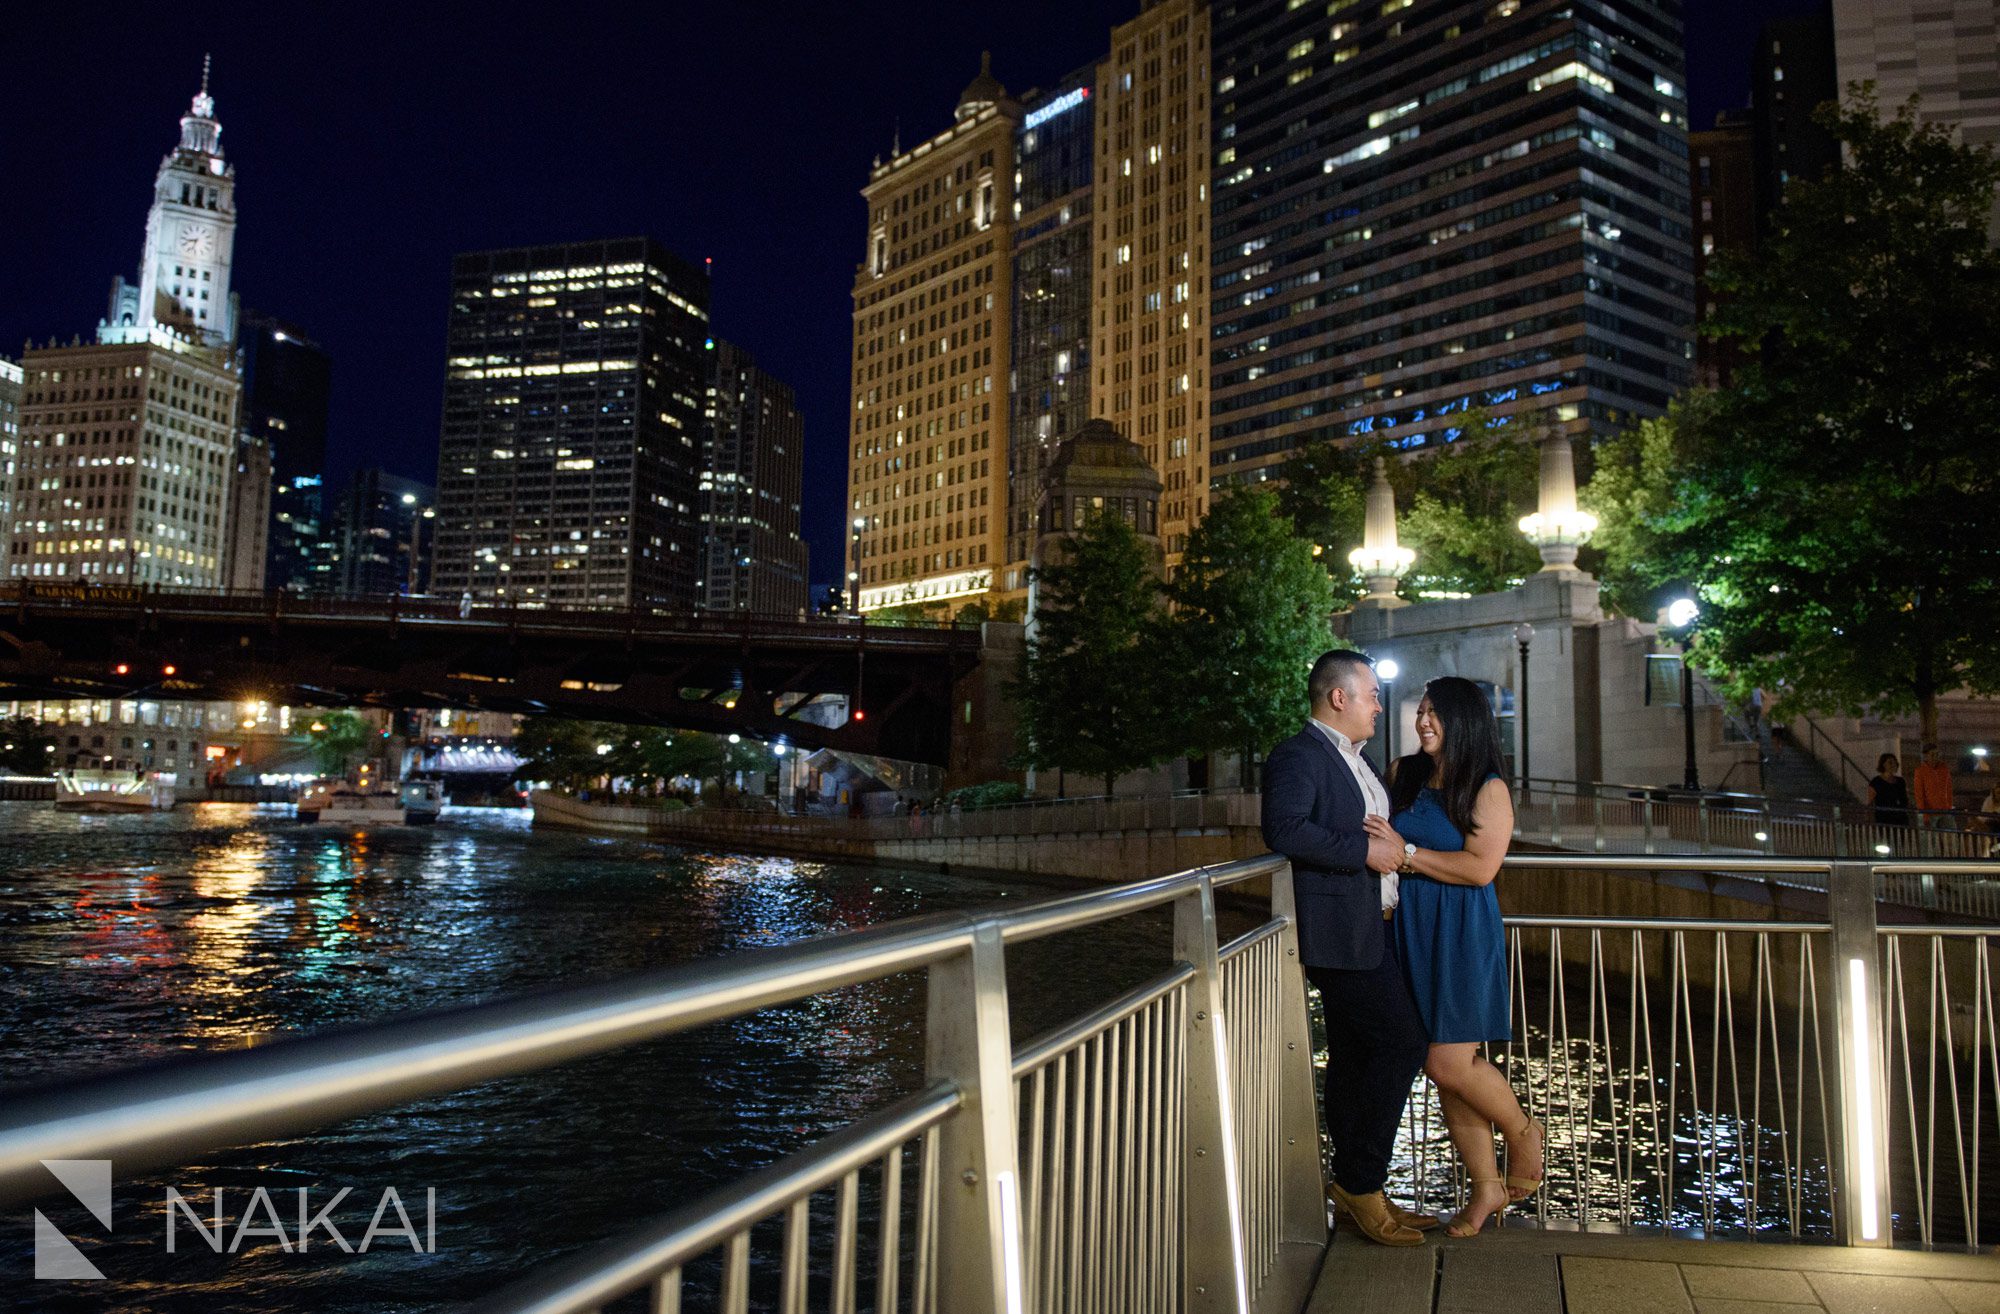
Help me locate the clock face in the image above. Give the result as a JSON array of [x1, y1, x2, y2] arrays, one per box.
[[177, 222, 216, 260]]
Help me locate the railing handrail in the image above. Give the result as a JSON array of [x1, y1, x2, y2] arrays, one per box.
[[0, 852, 1284, 1209], [1792, 709, 1877, 798]]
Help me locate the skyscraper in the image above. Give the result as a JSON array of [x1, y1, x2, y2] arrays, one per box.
[[1752, 15, 1841, 226], [0, 359, 20, 566], [848, 57, 1017, 615], [1004, 66, 1096, 596], [1833, 0, 2000, 227], [698, 339, 808, 615], [238, 310, 332, 592], [432, 238, 711, 610], [1092, 0, 1212, 563], [1207, 0, 1695, 480], [7, 65, 245, 586], [1689, 110, 1754, 384], [332, 468, 434, 597]]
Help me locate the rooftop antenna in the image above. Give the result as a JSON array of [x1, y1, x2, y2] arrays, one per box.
[[892, 116, 901, 156], [201, 52, 211, 95]]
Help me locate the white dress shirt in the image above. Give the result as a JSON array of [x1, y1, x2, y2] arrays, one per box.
[[1309, 718, 1398, 911]]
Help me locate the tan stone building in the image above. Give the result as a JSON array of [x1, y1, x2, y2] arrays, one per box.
[[8, 337, 240, 586], [1091, 0, 1212, 565], [848, 58, 1018, 615]]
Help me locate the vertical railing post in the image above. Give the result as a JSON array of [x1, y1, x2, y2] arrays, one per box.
[[927, 921, 1027, 1313], [1696, 795, 1710, 853], [1642, 796, 1655, 854], [1176, 877, 1252, 1314], [1827, 860, 1891, 1248], [1266, 861, 1332, 1248]]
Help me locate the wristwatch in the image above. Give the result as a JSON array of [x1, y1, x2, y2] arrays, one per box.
[[1398, 842, 1418, 875]]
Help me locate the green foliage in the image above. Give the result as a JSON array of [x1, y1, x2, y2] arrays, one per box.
[[308, 710, 374, 777], [1273, 438, 1370, 605], [512, 717, 774, 799], [1015, 511, 1169, 794], [1590, 89, 2000, 739], [1387, 413, 1543, 596], [938, 780, 1026, 809], [1162, 486, 1336, 760], [1579, 402, 1702, 620], [0, 716, 57, 775]]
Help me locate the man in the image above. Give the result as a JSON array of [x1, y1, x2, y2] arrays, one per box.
[[1260, 649, 1433, 1246], [1911, 742, 1954, 827]]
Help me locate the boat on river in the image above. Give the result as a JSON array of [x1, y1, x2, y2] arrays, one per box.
[[54, 769, 177, 811], [296, 778, 445, 826]]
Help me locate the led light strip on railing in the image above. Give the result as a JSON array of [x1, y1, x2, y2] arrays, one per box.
[[1847, 956, 1881, 1243]]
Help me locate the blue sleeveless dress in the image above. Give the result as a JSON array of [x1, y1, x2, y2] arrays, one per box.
[[1393, 786, 1510, 1043]]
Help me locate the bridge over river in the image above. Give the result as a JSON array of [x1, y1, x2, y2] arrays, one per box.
[[0, 847, 1992, 1311], [0, 581, 985, 764]]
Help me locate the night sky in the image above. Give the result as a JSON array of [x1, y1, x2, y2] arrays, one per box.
[[3, 0, 1823, 587]]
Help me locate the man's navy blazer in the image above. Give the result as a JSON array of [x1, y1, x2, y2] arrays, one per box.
[[1260, 724, 1387, 971]]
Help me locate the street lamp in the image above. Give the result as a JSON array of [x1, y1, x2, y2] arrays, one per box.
[[1512, 623, 1535, 792], [1667, 597, 1700, 790], [1376, 658, 1401, 767]]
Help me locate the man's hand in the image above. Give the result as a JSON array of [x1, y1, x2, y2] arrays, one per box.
[[1366, 825, 1404, 874]]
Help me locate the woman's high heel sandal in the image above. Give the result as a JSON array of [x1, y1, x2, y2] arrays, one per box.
[[1506, 1118, 1546, 1201], [1443, 1178, 1507, 1237]]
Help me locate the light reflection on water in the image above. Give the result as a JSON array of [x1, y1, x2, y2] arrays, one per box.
[[0, 802, 1188, 1311]]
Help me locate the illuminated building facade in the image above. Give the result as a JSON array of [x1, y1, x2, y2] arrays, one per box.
[[848, 57, 1018, 615], [433, 238, 711, 610], [1003, 67, 1096, 594], [6, 66, 247, 586], [699, 340, 808, 615], [0, 359, 20, 562], [1208, 0, 1696, 481], [8, 339, 239, 585], [1092, 0, 1212, 564]]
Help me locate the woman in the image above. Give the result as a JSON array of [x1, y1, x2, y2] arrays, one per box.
[[1868, 753, 1911, 829], [1364, 675, 1543, 1237]]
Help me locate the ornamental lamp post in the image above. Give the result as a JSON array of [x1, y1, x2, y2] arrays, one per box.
[[1512, 623, 1534, 793], [1348, 458, 1414, 606], [1518, 434, 1598, 570], [1667, 597, 1701, 790]]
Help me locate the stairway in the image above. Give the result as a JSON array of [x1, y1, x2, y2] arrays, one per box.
[[1762, 731, 1856, 804]]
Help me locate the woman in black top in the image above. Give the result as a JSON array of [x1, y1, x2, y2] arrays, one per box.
[[1869, 753, 1911, 828]]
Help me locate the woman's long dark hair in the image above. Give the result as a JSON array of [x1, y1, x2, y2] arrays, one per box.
[[1388, 675, 1508, 835]]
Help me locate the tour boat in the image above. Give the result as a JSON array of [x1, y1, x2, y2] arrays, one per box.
[[55, 769, 178, 812], [296, 778, 446, 826]]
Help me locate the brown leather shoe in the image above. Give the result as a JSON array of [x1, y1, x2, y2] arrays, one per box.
[[1327, 1182, 1424, 1246], [1328, 1184, 1439, 1231]]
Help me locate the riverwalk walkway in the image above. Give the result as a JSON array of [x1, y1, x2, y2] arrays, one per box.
[[1311, 1226, 2000, 1314]]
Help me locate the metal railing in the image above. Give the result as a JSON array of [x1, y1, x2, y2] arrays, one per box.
[[0, 852, 1326, 1314], [2, 853, 1991, 1314], [1396, 855, 1998, 1253], [1514, 779, 1999, 918], [538, 789, 1263, 845]]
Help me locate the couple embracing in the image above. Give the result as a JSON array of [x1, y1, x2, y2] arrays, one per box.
[[1261, 649, 1544, 1244]]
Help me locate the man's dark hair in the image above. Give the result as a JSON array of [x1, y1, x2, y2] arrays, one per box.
[[1307, 649, 1373, 707]]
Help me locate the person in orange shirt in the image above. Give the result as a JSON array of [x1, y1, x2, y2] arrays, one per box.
[[1910, 743, 1955, 826]]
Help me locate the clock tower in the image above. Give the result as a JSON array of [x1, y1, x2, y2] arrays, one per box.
[[102, 56, 238, 349]]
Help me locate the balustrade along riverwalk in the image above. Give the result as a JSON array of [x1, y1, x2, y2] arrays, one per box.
[[0, 854, 1994, 1312]]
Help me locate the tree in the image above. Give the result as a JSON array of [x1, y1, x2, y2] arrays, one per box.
[[1387, 413, 1543, 596], [1015, 510, 1168, 795], [308, 710, 374, 777], [1274, 438, 1371, 605], [1580, 399, 1708, 621], [1162, 486, 1336, 772], [1596, 89, 2000, 741], [0, 716, 57, 775]]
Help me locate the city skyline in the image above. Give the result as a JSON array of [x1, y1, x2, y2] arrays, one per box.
[[2, 0, 1821, 589]]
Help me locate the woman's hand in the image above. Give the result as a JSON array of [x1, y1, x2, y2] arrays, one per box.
[[1364, 814, 1400, 843]]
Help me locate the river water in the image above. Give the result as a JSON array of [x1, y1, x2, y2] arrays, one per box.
[[0, 802, 1200, 1312]]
